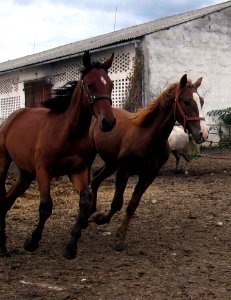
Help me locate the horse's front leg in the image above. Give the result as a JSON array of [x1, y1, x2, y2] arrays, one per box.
[[93, 167, 129, 225], [24, 168, 53, 252], [90, 163, 117, 218], [64, 168, 91, 259], [116, 172, 158, 251]]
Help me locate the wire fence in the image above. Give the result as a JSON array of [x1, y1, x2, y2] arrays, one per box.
[[206, 124, 231, 146]]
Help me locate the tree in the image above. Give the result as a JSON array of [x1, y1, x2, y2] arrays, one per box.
[[123, 48, 143, 112]]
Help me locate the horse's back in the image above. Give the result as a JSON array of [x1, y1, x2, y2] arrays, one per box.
[[1, 107, 48, 129], [0, 107, 49, 142]]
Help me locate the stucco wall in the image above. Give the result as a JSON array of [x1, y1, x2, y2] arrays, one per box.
[[142, 7, 231, 119]]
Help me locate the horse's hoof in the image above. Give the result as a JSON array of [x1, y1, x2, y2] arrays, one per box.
[[64, 244, 77, 259], [23, 238, 39, 252], [115, 241, 125, 252], [175, 169, 184, 174], [93, 213, 107, 225], [0, 247, 10, 257], [115, 232, 125, 251]]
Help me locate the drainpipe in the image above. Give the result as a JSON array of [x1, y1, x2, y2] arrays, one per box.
[[133, 40, 145, 107]]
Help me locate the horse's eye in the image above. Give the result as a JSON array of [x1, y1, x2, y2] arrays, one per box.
[[87, 83, 94, 90], [183, 101, 190, 106]]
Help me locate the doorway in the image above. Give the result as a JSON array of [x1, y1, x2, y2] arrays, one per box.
[[24, 78, 52, 107]]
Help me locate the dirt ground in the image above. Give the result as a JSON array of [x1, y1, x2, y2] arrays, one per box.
[[0, 149, 230, 300]]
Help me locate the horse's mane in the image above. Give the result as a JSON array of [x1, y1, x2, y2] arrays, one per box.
[[131, 83, 177, 126], [42, 81, 78, 112]]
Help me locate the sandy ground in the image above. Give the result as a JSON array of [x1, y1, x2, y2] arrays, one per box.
[[0, 149, 230, 300]]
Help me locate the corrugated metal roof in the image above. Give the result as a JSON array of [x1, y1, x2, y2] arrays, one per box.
[[0, 1, 230, 73]]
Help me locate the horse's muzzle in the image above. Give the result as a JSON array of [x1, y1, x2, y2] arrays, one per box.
[[101, 117, 116, 132], [194, 131, 208, 144]]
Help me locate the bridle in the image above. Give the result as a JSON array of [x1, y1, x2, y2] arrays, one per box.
[[81, 80, 112, 106], [174, 92, 205, 132]]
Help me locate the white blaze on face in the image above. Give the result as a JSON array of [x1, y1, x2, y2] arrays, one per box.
[[193, 92, 208, 141], [101, 76, 107, 86]]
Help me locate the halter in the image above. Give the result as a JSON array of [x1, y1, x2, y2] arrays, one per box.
[[81, 80, 112, 106], [174, 93, 205, 132]]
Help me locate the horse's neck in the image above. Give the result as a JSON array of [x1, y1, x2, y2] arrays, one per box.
[[156, 107, 176, 143], [143, 94, 176, 146], [64, 83, 91, 138]]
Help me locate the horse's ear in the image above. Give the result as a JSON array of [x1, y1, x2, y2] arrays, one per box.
[[180, 74, 187, 88], [194, 77, 203, 89], [83, 51, 91, 69], [103, 53, 114, 71]]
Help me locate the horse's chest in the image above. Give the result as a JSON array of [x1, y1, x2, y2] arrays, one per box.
[[119, 145, 168, 174]]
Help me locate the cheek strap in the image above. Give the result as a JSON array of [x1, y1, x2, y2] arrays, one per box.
[[174, 98, 205, 132]]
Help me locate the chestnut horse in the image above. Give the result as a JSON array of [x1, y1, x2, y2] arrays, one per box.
[[0, 51, 116, 259], [89, 74, 208, 250]]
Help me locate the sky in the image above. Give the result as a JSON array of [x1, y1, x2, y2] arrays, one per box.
[[0, 0, 226, 63]]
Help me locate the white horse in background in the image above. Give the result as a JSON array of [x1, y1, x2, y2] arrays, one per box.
[[168, 126, 200, 174]]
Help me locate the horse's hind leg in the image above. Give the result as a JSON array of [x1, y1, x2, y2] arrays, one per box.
[[93, 167, 129, 225], [24, 168, 52, 253], [6, 168, 34, 209], [0, 168, 34, 255], [0, 151, 11, 255], [172, 150, 180, 172]]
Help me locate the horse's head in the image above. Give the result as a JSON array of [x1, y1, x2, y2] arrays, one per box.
[[81, 51, 116, 132], [174, 74, 208, 144]]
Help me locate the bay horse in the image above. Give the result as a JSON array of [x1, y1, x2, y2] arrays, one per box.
[[89, 74, 208, 251], [0, 51, 116, 259]]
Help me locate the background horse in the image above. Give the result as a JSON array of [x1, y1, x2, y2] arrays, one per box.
[[89, 74, 208, 250], [0, 51, 115, 259], [168, 125, 200, 174]]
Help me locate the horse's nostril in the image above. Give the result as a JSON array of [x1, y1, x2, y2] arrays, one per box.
[[102, 118, 107, 127], [199, 132, 205, 143], [102, 117, 116, 132]]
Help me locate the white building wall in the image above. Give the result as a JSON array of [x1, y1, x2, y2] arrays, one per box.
[[142, 8, 231, 116], [0, 72, 21, 123], [96, 45, 136, 108], [50, 44, 136, 108], [0, 44, 135, 123]]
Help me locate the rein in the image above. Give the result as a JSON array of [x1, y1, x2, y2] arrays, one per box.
[[81, 80, 112, 106], [174, 95, 205, 132]]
